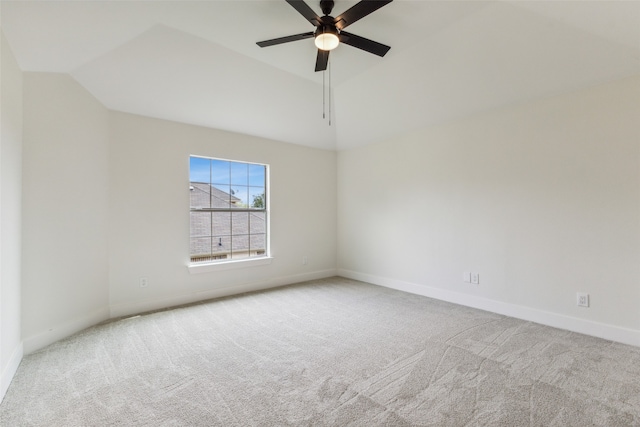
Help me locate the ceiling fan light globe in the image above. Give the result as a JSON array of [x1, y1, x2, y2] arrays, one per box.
[[315, 33, 339, 51]]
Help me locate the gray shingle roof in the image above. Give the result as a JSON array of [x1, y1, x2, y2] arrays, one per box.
[[190, 182, 242, 209]]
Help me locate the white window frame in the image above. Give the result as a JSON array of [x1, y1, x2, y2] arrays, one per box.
[[187, 155, 271, 273]]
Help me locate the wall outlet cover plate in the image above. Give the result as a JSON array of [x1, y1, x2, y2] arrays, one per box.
[[577, 292, 589, 307]]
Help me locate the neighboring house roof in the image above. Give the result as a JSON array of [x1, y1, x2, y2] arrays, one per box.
[[190, 182, 242, 209], [189, 182, 265, 258]]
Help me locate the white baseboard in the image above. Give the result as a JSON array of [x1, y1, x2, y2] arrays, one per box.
[[22, 307, 110, 355], [110, 268, 338, 319], [338, 269, 640, 348], [1, 342, 23, 403]]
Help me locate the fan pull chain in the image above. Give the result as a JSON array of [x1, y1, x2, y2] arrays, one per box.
[[323, 67, 326, 120], [328, 60, 332, 126], [322, 59, 332, 126]]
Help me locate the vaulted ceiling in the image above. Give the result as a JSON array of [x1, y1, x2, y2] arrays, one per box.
[[2, 0, 639, 150]]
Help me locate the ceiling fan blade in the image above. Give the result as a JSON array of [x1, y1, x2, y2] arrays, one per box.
[[315, 49, 329, 72], [286, 0, 321, 26], [257, 31, 315, 48], [334, 0, 393, 30], [339, 31, 390, 57]]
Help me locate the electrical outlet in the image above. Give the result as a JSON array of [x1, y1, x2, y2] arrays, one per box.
[[577, 292, 589, 307], [139, 277, 149, 288], [302, 256, 308, 265], [471, 273, 480, 285], [463, 272, 471, 283]]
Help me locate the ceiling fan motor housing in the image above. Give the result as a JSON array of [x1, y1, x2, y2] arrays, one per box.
[[315, 17, 339, 39]]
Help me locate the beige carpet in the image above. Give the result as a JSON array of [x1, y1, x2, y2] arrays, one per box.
[[2, 277, 639, 426]]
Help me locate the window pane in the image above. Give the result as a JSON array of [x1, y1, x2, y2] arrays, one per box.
[[249, 187, 265, 209], [250, 234, 266, 254], [248, 164, 265, 187], [190, 157, 210, 183], [230, 187, 249, 208], [211, 184, 232, 208], [212, 212, 231, 236], [190, 211, 211, 237], [189, 182, 211, 208], [190, 237, 211, 258], [230, 162, 248, 186], [249, 212, 265, 234], [232, 212, 249, 235], [190, 183, 211, 209], [211, 160, 230, 185], [231, 235, 250, 260], [212, 235, 231, 255]]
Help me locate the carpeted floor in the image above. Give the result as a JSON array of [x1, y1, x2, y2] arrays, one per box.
[[2, 277, 640, 426]]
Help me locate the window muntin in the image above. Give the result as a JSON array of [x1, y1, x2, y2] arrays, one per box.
[[189, 156, 267, 264]]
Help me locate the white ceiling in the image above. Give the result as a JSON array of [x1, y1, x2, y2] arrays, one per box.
[[2, 0, 639, 150]]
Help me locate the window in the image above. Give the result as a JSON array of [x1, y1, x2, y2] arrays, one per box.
[[189, 156, 268, 264]]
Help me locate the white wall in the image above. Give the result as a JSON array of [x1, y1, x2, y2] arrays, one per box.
[[338, 76, 640, 346], [22, 73, 110, 353], [0, 31, 23, 401], [108, 112, 337, 317]]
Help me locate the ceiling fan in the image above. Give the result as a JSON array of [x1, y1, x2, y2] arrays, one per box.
[[257, 0, 393, 72]]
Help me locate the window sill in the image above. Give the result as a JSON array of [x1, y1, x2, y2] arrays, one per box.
[[187, 257, 273, 274]]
